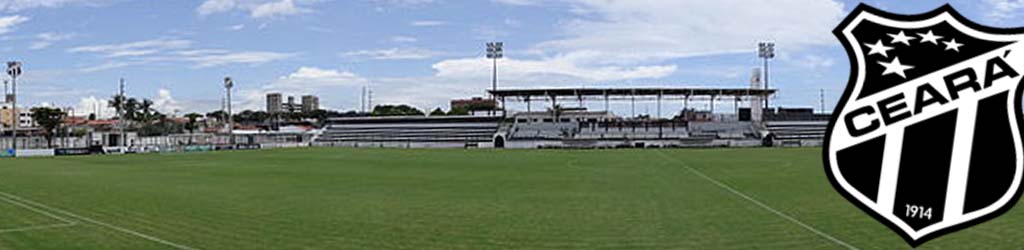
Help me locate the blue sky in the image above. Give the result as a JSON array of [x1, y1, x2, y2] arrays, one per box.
[[2, 0, 1024, 118]]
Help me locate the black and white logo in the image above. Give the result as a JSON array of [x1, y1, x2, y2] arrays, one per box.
[[824, 4, 1024, 247]]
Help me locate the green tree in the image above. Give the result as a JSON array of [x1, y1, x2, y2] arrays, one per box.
[[139, 118, 184, 136], [371, 105, 424, 116], [233, 110, 270, 125], [29, 107, 66, 148], [108, 94, 126, 119], [303, 109, 333, 122], [124, 98, 140, 122], [184, 113, 203, 134], [139, 99, 157, 123], [447, 106, 469, 116], [206, 110, 227, 122], [429, 108, 446, 116]]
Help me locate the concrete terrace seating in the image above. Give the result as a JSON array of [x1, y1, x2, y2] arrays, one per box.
[[766, 121, 828, 140], [317, 116, 501, 143], [508, 123, 578, 140], [509, 120, 692, 140], [578, 121, 690, 140]]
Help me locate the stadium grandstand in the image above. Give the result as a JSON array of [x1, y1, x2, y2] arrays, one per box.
[[315, 116, 501, 148], [314, 86, 830, 148]]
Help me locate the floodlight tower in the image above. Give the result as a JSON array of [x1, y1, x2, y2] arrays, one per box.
[[118, 78, 126, 147], [6, 61, 20, 155], [486, 42, 503, 115], [1, 80, 6, 151], [224, 77, 235, 145], [758, 42, 776, 109]]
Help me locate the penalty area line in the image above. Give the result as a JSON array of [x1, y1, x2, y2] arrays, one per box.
[[0, 191, 199, 250], [654, 151, 859, 250]]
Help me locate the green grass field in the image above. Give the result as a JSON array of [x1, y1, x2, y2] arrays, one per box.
[[0, 147, 1021, 249]]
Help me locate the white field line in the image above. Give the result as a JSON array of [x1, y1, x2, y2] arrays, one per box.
[[654, 151, 859, 250], [0, 223, 78, 234], [0, 191, 199, 250], [0, 193, 77, 224], [0, 193, 79, 234]]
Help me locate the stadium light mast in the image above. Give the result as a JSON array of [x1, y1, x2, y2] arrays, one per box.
[[224, 77, 234, 145], [486, 42, 503, 116], [1, 80, 6, 150], [118, 78, 126, 148], [6, 61, 20, 156], [758, 41, 775, 109]]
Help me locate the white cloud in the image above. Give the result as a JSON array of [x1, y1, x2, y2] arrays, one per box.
[[410, 20, 446, 27], [390, 36, 417, 43], [238, 67, 367, 110], [251, 0, 302, 18], [229, 24, 245, 31], [0, 15, 28, 35], [79, 61, 145, 73], [197, 0, 237, 16], [186, 51, 298, 68], [342, 48, 444, 60], [153, 89, 184, 114], [197, 0, 314, 18], [490, 0, 541, 6], [533, 0, 844, 64], [68, 39, 295, 70], [0, 0, 101, 11], [984, 0, 1024, 23], [273, 67, 366, 89], [433, 56, 676, 82], [30, 32, 76, 50], [375, 0, 438, 8], [68, 39, 193, 58]]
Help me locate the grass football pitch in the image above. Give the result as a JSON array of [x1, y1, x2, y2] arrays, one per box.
[[0, 147, 1021, 249]]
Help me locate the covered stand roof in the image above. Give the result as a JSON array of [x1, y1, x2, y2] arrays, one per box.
[[488, 87, 776, 99]]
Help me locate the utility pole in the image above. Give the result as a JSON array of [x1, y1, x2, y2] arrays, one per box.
[[758, 42, 776, 109], [7, 62, 20, 155], [486, 42, 503, 116]]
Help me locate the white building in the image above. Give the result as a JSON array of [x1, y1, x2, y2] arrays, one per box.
[[0, 103, 34, 129]]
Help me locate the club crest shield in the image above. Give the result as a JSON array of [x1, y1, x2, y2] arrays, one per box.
[[824, 4, 1024, 246]]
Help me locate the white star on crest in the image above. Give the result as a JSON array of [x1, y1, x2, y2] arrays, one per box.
[[888, 31, 916, 45], [944, 38, 964, 52], [879, 57, 914, 78], [917, 30, 943, 45], [864, 40, 894, 58]]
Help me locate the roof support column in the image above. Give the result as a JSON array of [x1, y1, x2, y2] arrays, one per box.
[[657, 91, 662, 119], [710, 95, 716, 114], [525, 96, 531, 113], [630, 91, 636, 118], [603, 91, 609, 112], [684, 95, 690, 111], [734, 96, 740, 116]]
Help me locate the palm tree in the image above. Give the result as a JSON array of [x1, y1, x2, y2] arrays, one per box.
[[124, 98, 140, 122], [108, 94, 126, 120], [140, 99, 155, 123]]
